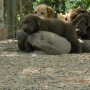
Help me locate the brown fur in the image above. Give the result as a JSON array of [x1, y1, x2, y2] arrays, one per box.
[[17, 30, 34, 52], [65, 8, 90, 39], [22, 14, 81, 53], [34, 4, 55, 18], [72, 13, 90, 39], [17, 30, 27, 51], [65, 8, 89, 21], [34, 4, 66, 20]]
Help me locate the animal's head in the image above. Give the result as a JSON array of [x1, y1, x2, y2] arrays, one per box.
[[22, 14, 42, 34], [76, 14, 90, 38], [34, 4, 55, 18], [65, 8, 88, 21], [65, 12, 78, 21]]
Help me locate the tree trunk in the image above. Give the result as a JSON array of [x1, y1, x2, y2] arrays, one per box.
[[0, 0, 3, 22], [6, 0, 17, 38], [11, 0, 17, 38], [29, 0, 33, 13], [6, 0, 12, 38], [19, 0, 23, 22]]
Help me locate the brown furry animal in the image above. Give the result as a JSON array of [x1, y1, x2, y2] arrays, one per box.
[[71, 13, 90, 39], [34, 4, 55, 18], [17, 30, 27, 51], [17, 4, 66, 51], [65, 8, 89, 21], [65, 8, 90, 39], [22, 14, 81, 53], [17, 30, 35, 52], [34, 4, 66, 20]]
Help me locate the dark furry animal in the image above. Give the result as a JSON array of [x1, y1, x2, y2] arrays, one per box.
[[22, 14, 81, 53], [65, 8, 90, 39], [17, 30, 35, 52], [72, 13, 90, 39], [17, 30, 27, 51]]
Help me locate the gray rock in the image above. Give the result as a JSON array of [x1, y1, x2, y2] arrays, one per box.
[[28, 31, 71, 55], [82, 39, 90, 52]]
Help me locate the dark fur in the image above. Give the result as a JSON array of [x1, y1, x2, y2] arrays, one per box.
[[65, 8, 90, 39], [72, 13, 90, 39], [17, 30, 35, 52], [22, 14, 81, 53], [17, 30, 27, 51]]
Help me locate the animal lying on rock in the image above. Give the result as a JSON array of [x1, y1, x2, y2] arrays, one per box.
[[22, 14, 82, 53]]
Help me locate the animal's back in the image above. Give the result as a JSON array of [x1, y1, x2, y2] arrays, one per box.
[[43, 18, 66, 36]]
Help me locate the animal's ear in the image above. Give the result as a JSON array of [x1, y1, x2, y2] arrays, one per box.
[[34, 15, 42, 26], [47, 6, 54, 18]]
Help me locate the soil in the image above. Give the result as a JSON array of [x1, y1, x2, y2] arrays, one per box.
[[0, 39, 90, 90]]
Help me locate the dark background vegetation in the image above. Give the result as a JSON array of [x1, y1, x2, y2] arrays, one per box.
[[2, 0, 90, 38]]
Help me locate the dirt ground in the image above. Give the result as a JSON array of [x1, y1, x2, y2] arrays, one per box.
[[0, 39, 90, 90]]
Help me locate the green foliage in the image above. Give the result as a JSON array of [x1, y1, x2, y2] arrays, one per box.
[[66, 0, 90, 13], [33, 0, 66, 14], [33, 0, 90, 13]]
